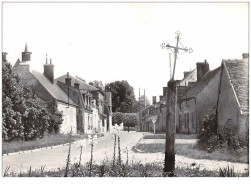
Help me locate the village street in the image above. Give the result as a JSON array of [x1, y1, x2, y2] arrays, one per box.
[[3, 131, 249, 175], [2, 132, 143, 174]]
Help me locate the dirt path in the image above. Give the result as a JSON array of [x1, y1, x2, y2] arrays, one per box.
[[131, 138, 249, 173]]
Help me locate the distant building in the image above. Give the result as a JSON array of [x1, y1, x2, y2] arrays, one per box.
[[12, 44, 78, 134], [56, 73, 112, 134]]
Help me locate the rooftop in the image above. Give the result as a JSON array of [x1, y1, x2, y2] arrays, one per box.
[[31, 70, 77, 106], [223, 59, 249, 114], [56, 73, 97, 92], [185, 66, 221, 98]]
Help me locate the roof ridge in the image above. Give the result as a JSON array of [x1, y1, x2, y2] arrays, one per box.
[[178, 68, 196, 84]]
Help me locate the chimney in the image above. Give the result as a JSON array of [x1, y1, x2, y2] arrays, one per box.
[[152, 96, 157, 105], [65, 72, 72, 86], [183, 71, 191, 78], [22, 43, 32, 62], [2, 52, 8, 62], [196, 60, 209, 81], [43, 55, 54, 83], [242, 53, 249, 59], [105, 92, 112, 106], [163, 87, 168, 96], [74, 82, 80, 89], [159, 95, 163, 101]]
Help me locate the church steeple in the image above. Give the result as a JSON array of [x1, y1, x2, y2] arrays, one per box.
[[24, 42, 28, 52], [22, 42, 32, 62]]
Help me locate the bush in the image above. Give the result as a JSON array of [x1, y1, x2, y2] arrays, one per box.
[[197, 107, 217, 148], [123, 113, 137, 129], [197, 107, 242, 154], [112, 112, 137, 130], [112, 112, 124, 125]]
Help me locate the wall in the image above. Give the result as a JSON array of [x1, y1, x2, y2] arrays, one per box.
[[178, 99, 196, 133], [195, 70, 221, 132], [217, 65, 242, 135], [57, 81, 85, 133], [92, 107, 99, 132], [57, 102, 77, 134]]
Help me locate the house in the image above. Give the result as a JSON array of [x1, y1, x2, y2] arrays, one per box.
[[56, 73, 113, 134], [217, 54, 249, 140], [140, 61, 209, 133], [56, 73, 97, 134], [12, 44, 78, 134], [178, 64, 221, 134]]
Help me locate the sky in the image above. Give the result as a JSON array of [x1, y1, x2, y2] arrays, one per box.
[[2, 2, 248, 103]]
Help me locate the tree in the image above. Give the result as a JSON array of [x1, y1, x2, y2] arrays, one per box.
[[123, 113, 137, 130], [2, 61, 63, 141], [112, 112, 124, 125], [89, 80, 104, 91], [106, 80, 136, 113], [2, 62, 24, 141]]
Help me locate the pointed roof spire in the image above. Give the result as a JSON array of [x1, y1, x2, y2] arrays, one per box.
[[46, 54, 48, 64], [24, 42, 28, 52], [50, 58, 52, 65]]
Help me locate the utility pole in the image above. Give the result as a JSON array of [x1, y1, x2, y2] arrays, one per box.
[[144, 89, 146, 109], [137, 88, 141, 132], [67, 72, 70, 108], [161, 31, 193, 175], [169, 53, 172, 80]]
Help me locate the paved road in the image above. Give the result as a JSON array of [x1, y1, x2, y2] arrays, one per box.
[[2, 132, 143, 174]]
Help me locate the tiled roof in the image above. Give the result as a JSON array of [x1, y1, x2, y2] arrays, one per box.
[[178, 68, 197, 86], [31, 70, 77, 106], [56, 74, 97, 91], [13, 59, 20, 69], [223, 59, 249, 114], [185, 66, 221, 98]]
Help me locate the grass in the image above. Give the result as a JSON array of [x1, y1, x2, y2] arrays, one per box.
[[133, 139, 249, 164], [2, 133, 105, 154], [5, 161, 247, 177], [142, 133, 197, 140]]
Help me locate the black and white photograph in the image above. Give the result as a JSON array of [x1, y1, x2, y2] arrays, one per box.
[[1, 0, 249, 183]]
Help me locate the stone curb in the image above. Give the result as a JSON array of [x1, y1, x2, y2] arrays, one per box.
[[3, 132, 110, 157]]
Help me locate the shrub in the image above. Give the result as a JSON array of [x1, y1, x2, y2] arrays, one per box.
[[197, 107, 217, 149], [197, 107, 242, 153], [112, 112, 137, 130], [112, 112, 124, 125]]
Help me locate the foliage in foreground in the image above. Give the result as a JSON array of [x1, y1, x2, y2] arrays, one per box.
[[4, 161, 248, 177]]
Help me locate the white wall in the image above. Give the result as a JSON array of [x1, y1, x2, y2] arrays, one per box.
[[92, 107, 99, 133], [57, 102, 77, 134]]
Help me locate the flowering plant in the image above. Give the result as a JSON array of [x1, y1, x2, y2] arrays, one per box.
[[88, 134, 98, 145]]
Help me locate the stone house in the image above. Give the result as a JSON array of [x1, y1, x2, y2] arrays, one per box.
[[178, 65, 221, 134], [217, 54, 249, 140], [12, 44, 78, 134]]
